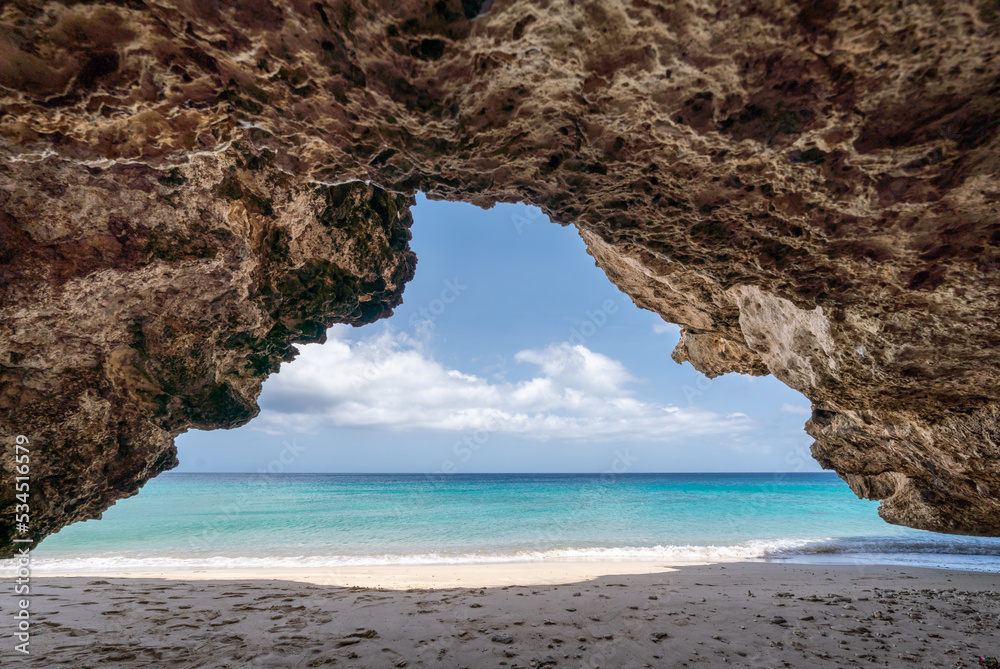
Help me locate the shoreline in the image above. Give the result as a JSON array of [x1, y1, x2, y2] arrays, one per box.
[[25, 562, 1000, 668], [27, 556, 1000, 588]]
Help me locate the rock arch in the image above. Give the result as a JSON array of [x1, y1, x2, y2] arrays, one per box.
[[1, 0, 999, 554]]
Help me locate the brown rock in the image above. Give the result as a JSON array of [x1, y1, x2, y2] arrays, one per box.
[[1, 0, 999, 554]]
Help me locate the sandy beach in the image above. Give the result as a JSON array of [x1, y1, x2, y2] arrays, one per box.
[[19, 562, 999, 668]]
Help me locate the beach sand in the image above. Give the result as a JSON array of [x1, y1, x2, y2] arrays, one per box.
[[20, 562, 1000, 668]]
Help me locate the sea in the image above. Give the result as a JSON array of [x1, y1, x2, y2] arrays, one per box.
[[8, 472, 1000, 573]]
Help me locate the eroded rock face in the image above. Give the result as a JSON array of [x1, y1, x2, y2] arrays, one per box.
[[0, 145, 415, 551], [1, 0, 999, 552]]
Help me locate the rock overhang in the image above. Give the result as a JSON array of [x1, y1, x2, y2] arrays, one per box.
[[0, 0, 999, 555]]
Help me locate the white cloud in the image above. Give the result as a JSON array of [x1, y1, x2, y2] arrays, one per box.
[[780, 403, 811, 416], [652, 321, 681, 335], [253, 325, 752, 441]]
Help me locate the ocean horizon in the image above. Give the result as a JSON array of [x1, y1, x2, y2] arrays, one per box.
[[9, 472, 1000, 574]]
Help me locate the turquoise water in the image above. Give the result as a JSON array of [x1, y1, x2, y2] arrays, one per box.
[[11, 473, 1000, 572]]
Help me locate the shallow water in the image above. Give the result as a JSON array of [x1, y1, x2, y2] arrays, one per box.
[[12, 472, 1000, 573]]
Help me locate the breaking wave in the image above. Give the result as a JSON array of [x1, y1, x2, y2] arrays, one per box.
[[6, 536, 999, 574]]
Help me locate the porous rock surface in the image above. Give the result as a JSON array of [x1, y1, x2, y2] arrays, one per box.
[[1, 0, 999, 554]]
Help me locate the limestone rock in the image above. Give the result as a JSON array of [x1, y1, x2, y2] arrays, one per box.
[[1, 0, 999, 554], [0, 145, 415, 551]]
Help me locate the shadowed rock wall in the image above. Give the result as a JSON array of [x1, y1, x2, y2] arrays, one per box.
[[1, 0, 999, 554]]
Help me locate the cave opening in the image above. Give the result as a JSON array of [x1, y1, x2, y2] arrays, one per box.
[[173, 194, 815, 475], [20, 196, 1000, 575], [2, 1, 1000, 658]]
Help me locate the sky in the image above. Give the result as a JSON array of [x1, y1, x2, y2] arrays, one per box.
[[175, 194, 818, 474]]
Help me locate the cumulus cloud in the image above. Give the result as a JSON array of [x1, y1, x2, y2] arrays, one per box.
[[254, 325, 752, 441], [780, 403, 811, 416]]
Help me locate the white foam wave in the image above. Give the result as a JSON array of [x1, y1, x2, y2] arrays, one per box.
[[1, 539, 819, 575], [6, 536, 999, 575]]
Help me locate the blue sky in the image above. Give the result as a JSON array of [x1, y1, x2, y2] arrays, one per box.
[[176, 194, 817, 473]]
